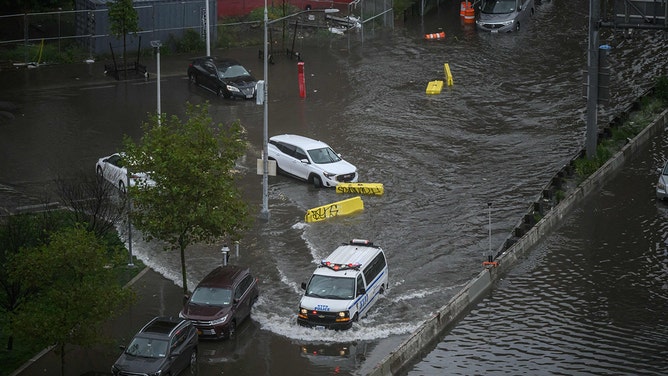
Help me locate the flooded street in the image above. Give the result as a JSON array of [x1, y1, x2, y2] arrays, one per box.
[[1, 0, 667, 375]]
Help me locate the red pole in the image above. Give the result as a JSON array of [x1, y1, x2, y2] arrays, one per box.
[[298, 61, 305, 98]]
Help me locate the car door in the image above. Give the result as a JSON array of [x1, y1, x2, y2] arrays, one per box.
[[104, 154, 126, 187], [273, 142, 298, 176], [202, 60, 219, 92], [233, 275, 253, 320], [290, 146, 311, 180], [169, 329, 188, 374]]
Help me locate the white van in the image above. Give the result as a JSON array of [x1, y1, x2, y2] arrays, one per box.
[[476, 0, 535, 33], [297, 239, 388, 330]]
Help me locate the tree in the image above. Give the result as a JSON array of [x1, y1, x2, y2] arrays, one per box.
[[123, 102, 251, 295], [9, 225, 135, 376], [108, 0, 139, 80]]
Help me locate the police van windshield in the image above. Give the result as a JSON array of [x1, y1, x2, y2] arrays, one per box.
[[481, 0, 516, 14], [305, 275, 355, 300]]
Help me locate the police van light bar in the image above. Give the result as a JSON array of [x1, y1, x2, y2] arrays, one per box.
[[320, 260, 362, 271]]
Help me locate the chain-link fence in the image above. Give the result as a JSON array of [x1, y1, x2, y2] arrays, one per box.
[[0, 0, 393, 67]]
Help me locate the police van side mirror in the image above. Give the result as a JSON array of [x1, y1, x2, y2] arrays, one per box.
[[301, 282, 306, 290], [358, 288, 366, 295]]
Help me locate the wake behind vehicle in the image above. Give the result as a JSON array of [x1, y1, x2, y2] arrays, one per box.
[[268, 134, 358, 188], [187, 56, 257, 99], [298, 239, 388, 330], [111, 316, 198, 376], [476, 0, 535, 32]]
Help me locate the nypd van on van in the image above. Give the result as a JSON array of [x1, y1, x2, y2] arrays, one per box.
[[297, 239, 388, 330]]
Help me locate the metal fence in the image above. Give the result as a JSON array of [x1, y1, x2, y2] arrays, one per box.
[[0, 0, 393, 65]]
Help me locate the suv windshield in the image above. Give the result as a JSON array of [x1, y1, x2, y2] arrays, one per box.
[[308, 147, 342, 164], [306, 275, 355, 300], [125, 337, 168, 358], [190, 286, 232, 306], [481, 0, 516, 14]]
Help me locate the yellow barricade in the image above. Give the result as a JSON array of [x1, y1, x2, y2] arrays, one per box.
[[444, 63, 454, 86], [426, 80, 443, 95], [335, 182, 384, 196], [305, 196, 364, 223]]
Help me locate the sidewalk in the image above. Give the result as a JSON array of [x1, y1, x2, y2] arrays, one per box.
[[10, 267, 185, 376]]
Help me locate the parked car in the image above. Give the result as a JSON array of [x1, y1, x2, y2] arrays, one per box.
[[656, 160, 668, 200], [111, 316, 198, 376], [179, 265, 259, 339], [476, 0, 535, 32], [95, 152, 155, 193], [187, 56, 257, 99], [268, 134, 358, 188]]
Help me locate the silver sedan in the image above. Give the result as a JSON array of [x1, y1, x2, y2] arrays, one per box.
[[95, 153, 155, 193]]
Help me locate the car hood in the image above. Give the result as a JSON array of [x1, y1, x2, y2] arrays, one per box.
[[113, 353, 166, 374], [224, 76, 256, 89], [181, 303, 231, 320], [315, 159, 357, 175], [478, 13, 516, 24]]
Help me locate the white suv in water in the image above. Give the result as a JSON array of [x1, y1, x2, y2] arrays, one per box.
[[268, 134, 358, 188]]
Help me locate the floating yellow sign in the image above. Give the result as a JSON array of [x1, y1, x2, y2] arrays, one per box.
[[335, 182, 384, 196], [305, 196, 364, 223], [426, 80, 443, 95]]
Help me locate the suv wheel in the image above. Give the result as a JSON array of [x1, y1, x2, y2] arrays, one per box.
[[189, 349, 198, 374], [189, 74, 197, 84], [312, 175, 322, 188]]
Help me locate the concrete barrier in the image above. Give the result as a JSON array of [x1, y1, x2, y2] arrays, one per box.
[[368, 108, 668, 376]]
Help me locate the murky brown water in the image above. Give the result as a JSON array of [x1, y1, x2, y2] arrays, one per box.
[[1, 0, 667, 375]]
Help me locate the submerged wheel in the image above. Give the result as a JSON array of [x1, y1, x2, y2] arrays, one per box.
[[189, 74, 197, 84], [96, 166, 104, 182], [118, 180, 126, 193], [188, 349, 198, 374]]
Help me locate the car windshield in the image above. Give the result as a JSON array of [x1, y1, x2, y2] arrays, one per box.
[[125, 337, 168, 358], [190, 286, 232, 306], [308, 147, 342, 164], [218, 64, 251, 79], [480, 0, 516, 14], [305, 275, 355, 300]]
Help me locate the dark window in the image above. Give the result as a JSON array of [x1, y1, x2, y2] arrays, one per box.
[[356, 274, 365, 296], [363, 252, 387, 284], [235, 274, 253, 300]]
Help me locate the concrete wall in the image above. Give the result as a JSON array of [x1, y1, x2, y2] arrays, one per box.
[[367, 108, 668, 376]]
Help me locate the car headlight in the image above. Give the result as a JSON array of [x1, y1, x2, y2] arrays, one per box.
[[501, 20, 515, 27], [211, 315, 228, 325], [335, 311, 350, 322], [323, 172, 336, 178], [226, 85, 241, 93], [300, 308, 308, 315]]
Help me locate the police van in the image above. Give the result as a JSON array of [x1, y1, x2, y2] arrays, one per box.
[[297, 239, 388, 330]]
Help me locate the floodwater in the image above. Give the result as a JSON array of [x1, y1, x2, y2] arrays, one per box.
[[0, 0, 666, 375]]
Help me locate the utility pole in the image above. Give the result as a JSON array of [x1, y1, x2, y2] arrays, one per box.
[[585, 0, 600, 159]]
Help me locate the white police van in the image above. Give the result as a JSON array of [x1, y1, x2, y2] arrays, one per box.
[[297, 239, 388, 330]]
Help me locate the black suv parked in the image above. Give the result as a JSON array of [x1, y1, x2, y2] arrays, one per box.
[[111, 316, 198, 376]]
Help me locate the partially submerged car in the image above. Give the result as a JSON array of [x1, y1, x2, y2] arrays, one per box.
[[476, 0, 535, 33], [95, 152, 155, 193], [268, 134, 358, 188], [111, 316, 198, 376], [187, 56, 257, 99], [179, 265, 259, 339]]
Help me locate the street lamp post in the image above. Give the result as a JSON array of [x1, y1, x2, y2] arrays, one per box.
[[150, 40, 162, 126], [260, 5, 339, 220]]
